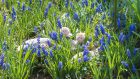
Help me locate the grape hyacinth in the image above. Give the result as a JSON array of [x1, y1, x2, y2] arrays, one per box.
[[58, 61, 63, 70], [121, 61, 129, 68], [49, 31, 58, 41]]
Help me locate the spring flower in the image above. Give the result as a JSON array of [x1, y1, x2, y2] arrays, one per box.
[[91, 2, 94, 8], [27, 7, 31, 11], [129, 24, 136, 35], [44, 59, 48, 64], [22, 2, 25, 11], [82, 0, 88, 7], [107, 34, 111, 44], [83, 46, 89, 56], [42, 46, 48, 56], [133, 48, 138, 56], [11, 6, 16, 20], [73, 12, 79, 21], [2, 41, 7, 51], [44, 8, 49, 17], [8, 28, 11, 36], [121, 61, 129, 68], [40, 0, 42, 5], [117, 18, 121, 28], [58, 61, 63, 70], [34, 26, 38, 33], [3, 13, 6, 22], [60, 27, 72, 37], [0, 54, 4, 66], [78, 58, 82, 63], [95, 30, 99, 38], [2, 63, 10, 70], [88, 37, 92, 42], [60, 32, 63, 40], [70, 2, 75, 9], [29, 0, 32, 4], [47, 2, 52, 9], [65, 0, 69, 8], [46, 40, 51, 47], [100, 24, 105, 34], [2, 0, 4, 3], [49, 31, 58, 41], [96, 3, 102, 13], [37, 49, 41, 57], [83, 55, 89, 62], [32, 47, 36, 53], [50, 50, 54, 57], [76, 32, 85, 43], [132, 64, 136, 73], [57, 18, 62, 28], [119, 32, 125, 43], [126, 49, 131, 58], [99, 36, 105, 45]]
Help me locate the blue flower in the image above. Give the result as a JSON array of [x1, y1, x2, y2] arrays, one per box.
[[83, 46, 89, 56], [121, 61, 129, 68], [47, 2, 52, 9], [126, 49, 131, 59], [3, 14, 6, 22], [65, 0, 69, 8], [133, 48, 138, 56], [46, 40, 51, 47], [2, 41, 7, 51], [96, 3, 102, 13], [44, 59, 48, 64], [57, 18, 62, 28], [50, 50, 54, 57], [119, 32, 125, 43], [2, 63, 10, 70], [40, 0, 42, 5], [100, 24, 105, 34], [49, 31, 58, 41], [0, 54, 4, 66], [95, 30, 99, 38], [37, 49, 41, 57], [52, 44, 56, 50], [99, 36, 105, 45], [27, 7, 31, 11], [132, 64, 136, 73], [60, 32, 63, 40], [44, 8, 49, 17], [107, 34, 111, 44], [29, 0, 32, 4], [22, 2, 25, 11], [11, 6, 16, 20], [117, 18, 121, 28], [32, 47, 36, 53], [42, 46, 48, 56], [83, 55, 89, 62], [129, 24, 136, 35], [82, 0, 88, 7], [70, 2, 75, 9], [2, 0, 4, 3], [88, 37, 92, 42], [91, 2, 94, 8], [95, 26, 100, 35], [26, 59, 30, 63], [58, 61, 63, 70], [34, 26, 38, 33], [73, 12, 79, 21], [8, 28, 11, 36]]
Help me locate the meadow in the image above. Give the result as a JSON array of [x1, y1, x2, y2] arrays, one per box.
[[0, 0, 140, 79]]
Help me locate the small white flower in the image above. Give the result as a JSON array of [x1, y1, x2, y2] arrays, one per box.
[[76, 32, 85, 43], [60, 27, 72, 37]]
